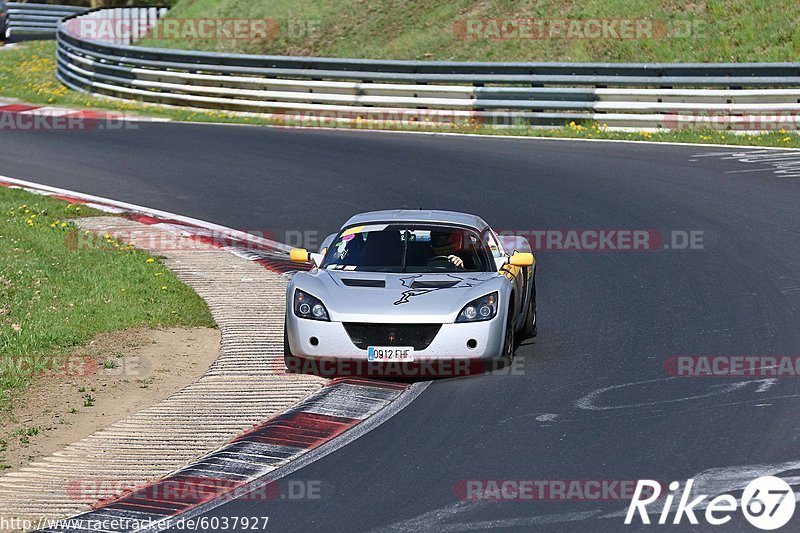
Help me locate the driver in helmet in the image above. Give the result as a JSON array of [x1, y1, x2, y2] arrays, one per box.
[[430, 230, 465, 268]]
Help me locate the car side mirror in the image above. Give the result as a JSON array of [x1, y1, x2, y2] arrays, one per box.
[[290, 248, 323, 266], [508, 252, 534, 267], [290, 248, 310, 262]]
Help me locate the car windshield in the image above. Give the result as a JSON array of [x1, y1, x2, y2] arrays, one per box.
[[322, 224, 494, 273]]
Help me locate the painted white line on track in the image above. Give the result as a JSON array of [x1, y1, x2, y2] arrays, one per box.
[[725, 168, 774, 173], [690, 149, 800, 178], [0, 174, 293, 252]]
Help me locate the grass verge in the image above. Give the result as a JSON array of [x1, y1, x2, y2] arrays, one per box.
[[0, 187, 215, 467], [147, 0, 800, 63], [1, 41, 799, 149], [0, 41, 239, 124]]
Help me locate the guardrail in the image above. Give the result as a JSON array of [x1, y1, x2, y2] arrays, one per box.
[[55, 7, 800, 130], [5, 2, 87, 38]]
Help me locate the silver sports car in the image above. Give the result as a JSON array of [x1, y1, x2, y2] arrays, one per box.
[[285, 210, 536, 371]]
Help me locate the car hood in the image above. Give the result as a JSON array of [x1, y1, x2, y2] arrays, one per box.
[[291, 270, 506, 323]]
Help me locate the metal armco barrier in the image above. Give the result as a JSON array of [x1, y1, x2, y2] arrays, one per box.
[[6, 2, 87, 37], [54, 7, 800, 130]]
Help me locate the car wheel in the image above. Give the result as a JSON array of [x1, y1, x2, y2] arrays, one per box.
[[284, 321, 300, 372], [522, 278, 537, 339], [499, 307, 515, 367]]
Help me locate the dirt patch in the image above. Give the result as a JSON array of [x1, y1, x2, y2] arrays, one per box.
[[0, 327, 220, 472]]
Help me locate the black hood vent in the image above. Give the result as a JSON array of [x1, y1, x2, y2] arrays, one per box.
[[410, 280, 460, 289], [341, 278, 386, 288]]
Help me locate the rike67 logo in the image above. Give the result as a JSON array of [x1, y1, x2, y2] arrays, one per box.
[[626, 476, 795, 530]]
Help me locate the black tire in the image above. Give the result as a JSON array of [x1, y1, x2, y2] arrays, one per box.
[[522, 276, 537, 339], [499, 306, 516, 368], [284, 321, 300, 372]]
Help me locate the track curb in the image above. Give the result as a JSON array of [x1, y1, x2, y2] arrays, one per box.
[[38, 379, 420, 533]]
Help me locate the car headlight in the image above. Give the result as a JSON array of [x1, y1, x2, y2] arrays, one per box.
[[456, 292, 498, 323], [294, 289, 330, 321]]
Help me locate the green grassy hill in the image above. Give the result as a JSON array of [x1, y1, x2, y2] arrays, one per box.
[[141, 0, 800, 62]]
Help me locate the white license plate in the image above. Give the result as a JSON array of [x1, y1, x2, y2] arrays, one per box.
[[367, 346, 415, 362]]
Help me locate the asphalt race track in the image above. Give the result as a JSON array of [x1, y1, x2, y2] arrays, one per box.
[[2, 123, 799, 532]]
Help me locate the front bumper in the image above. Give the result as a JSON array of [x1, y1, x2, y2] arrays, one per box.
[[286, 312, 506, 360]]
